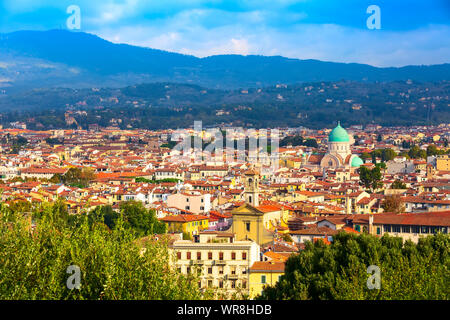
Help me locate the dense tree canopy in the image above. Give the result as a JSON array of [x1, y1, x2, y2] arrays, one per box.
[[259, 232, 449, 300], [0, 202, 205, 300], [359, 166, 383, 191]]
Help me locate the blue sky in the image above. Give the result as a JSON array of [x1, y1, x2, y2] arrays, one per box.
[[0, 0, 449, 66]]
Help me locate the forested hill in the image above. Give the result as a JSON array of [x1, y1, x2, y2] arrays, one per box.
[[1, 30, 449, 91], [0, 80, 448, 130]]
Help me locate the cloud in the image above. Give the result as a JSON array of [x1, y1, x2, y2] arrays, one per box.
[[1, 0, 449, 66]]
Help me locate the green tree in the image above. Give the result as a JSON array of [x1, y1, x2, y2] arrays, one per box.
[[0, 205, 207, 300], [391, 180, 407, 189], [259, 232, 449, 300], [120, 201, 166, 236], [359, 167, 383, 192]]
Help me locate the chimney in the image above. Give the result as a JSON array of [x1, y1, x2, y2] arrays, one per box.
[[346, 196, 352, 215], [368, 215, 374, 234]]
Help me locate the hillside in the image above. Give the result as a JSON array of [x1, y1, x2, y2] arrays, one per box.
[[1, 30, 449, 91], [0, 81, 448, 129]]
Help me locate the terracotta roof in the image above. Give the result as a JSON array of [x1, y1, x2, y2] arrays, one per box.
[[159, 214, 209, 223], [250, 261, 285, 273]]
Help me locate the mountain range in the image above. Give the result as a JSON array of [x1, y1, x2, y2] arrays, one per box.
[[1, 30, 449, 92]]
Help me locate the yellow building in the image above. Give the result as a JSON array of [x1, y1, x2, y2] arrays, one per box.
[[160, 214, 209, 237], [231, 169, 283, 245], [231, 203, 276, 245], [436, 154, 450, 171], [249, 261, 285, 299]]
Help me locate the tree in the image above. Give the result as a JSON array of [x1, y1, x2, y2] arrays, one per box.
[[359, 166, 383, 192], [408, 146, 426, 159], [0, 204, 208, 300], [61, 167, 96, 188], [382, 194, 405, 213], [259, 232, 449, 300], [88, 205, 120, 230], [120, 201, 166, 236], [391, 180, 407, 189], [381, 148, 396, 162]]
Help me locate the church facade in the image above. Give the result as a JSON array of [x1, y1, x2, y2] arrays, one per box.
[[300, 122, 363, 170], [320, 122, 363, 169]]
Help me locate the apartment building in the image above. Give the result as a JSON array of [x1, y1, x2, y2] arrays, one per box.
[[170, 231, 260, 297], [350, 211, 450, 243], [166, 192, 212, 214]]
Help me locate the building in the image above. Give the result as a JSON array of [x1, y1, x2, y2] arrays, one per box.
[[351, 211, 450, 243], [320, 122, 364, 170], [249, 261, 285, 299], [436, 154, 450, 171], [231, 169, 283, 245], [160, 214, 209, 237], [170, 231, 260, 298], [166, 192, 212, 214]]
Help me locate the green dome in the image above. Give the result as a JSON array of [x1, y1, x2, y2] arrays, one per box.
[[329, 123, 350, 142], [351, 156, 364, 167]]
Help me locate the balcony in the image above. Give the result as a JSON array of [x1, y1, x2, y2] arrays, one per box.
[[213, 260, 226, 266]]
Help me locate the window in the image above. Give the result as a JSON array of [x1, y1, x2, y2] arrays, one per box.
[[186, 252, 191, 260], [231, 280, 236, 289], [177, 252, 181, 259], [392, 225, 401, 233], [421, 226, 429, 234], [208, 267, 213, 274], [242, 280, 247, 289], [376, 227, 381, 235], [411, 225, 420, 234], [219, 252, 224, 261], [231, 267, 236, 275], [401, 225, 410, 233], [231, 252, 236, 260], [242, 252, 247, 260], [197, 252, 201, 260], [261, 275, 266, 284], [186, 267, 191, 274], [242, 268, 247, 275], [219, 267, 224, 275], [219, 280, 224, 289], [246, 222, 251, 232], [208, 252, 213, 260], [384, 225, 391, 232], [208, 280, 213, 288]]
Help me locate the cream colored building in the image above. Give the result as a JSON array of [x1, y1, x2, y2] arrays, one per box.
[[170, 231, 260, 298]]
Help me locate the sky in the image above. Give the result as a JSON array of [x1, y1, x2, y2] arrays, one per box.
[[0, 0, 449, 67]]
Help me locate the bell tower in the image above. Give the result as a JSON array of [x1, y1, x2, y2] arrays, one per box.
[[244, 168, 260, 207]]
